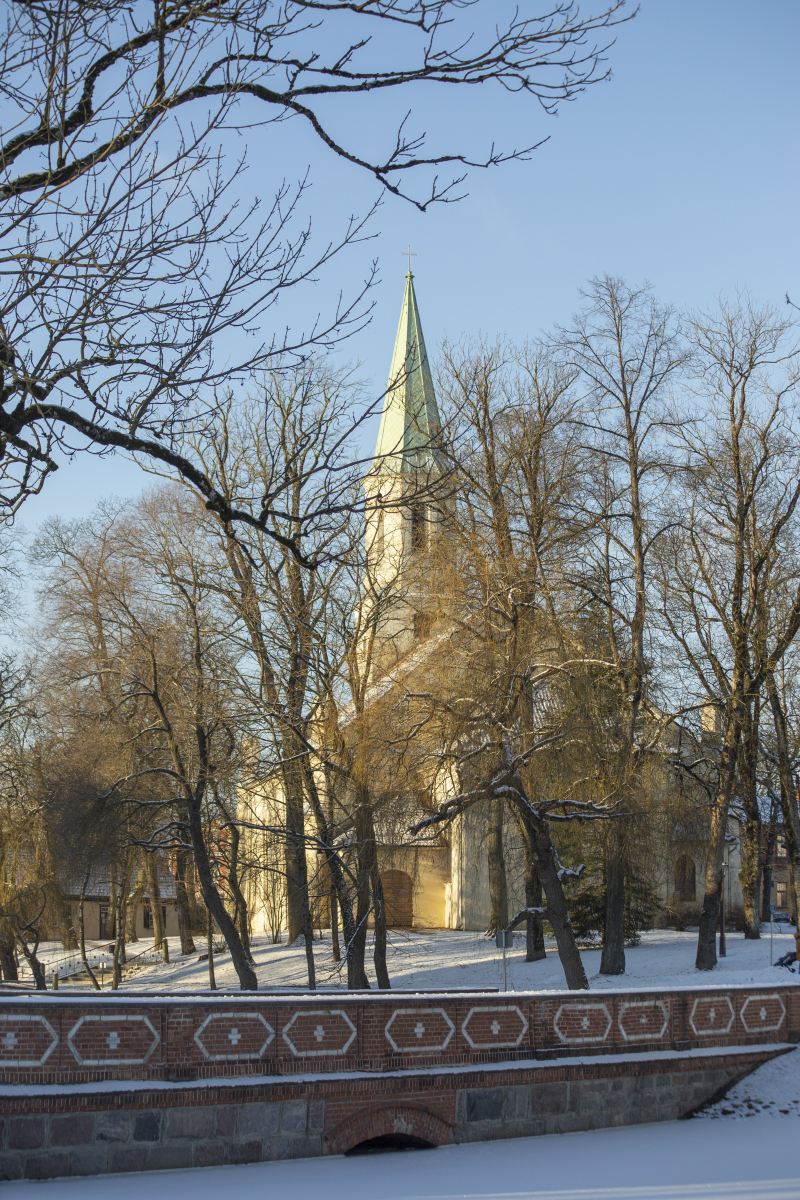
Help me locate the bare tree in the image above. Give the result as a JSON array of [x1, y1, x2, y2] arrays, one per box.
[[655, 296, 800, 969], [0, 0, 631, 532], [184, 368, 407, 989], [557, 276, 686, 974], [34, 497, 258, 988]]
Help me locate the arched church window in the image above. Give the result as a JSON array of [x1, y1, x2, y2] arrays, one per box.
[[410, 504, 426, 552], [674, 855, 696, 901]]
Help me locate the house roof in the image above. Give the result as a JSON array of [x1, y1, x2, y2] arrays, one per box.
[[61, 862, 177, 901]]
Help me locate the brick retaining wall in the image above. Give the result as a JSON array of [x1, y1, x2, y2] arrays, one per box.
[[0, 985, 796, 1179], [0, 985, 796, 1084]]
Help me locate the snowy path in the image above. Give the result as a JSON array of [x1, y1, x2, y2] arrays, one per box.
[[1, 1116, 798, 1199], [57, 927, 800, 995]]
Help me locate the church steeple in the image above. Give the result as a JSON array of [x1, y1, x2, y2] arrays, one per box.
[[372, 271, 444, 475]]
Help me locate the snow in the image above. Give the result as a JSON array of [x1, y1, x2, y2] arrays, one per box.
[[698, 1044, 800, 1119], [2, 1116, 799, 1198], [35, 927, 800, 995], [3, 1043, 788, 1099]]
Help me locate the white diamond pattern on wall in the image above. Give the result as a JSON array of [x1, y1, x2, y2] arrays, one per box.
[[618, 1000, 670, 1043], [281, 1010, 357, 1058], [0, 1014, 59, 1067], [385, 1007, 455, 1054], [553, 1002, 612, 1044], [739, 994, 786, 1035], [461, 1006, 529, 1050], [194, 1012, 275, 1061], [689, 996, 735, 1037], [67, 1015, 160, 1067]]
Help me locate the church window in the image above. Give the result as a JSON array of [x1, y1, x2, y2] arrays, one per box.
[[410, 504, 426, 552], [372, 510, 384, 561], [674, 855, 696, 901]]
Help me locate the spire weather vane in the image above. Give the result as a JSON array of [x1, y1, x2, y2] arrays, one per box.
[[403, 245, 417, 273]]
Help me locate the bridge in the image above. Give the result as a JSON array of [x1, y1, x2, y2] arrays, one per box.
[[0, 983, 796, 1179]]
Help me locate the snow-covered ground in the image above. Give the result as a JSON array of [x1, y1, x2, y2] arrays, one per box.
[[698, 1044, 800, 1119], [36, 926, 799, 994], [2, 1111, 798, 1199]]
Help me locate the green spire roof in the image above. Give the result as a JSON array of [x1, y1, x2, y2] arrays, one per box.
[[372, 272, 444, 474]]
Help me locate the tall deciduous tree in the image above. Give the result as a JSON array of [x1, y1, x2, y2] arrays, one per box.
[[558, 276, 686, 974], [656, 297, 800, 969]]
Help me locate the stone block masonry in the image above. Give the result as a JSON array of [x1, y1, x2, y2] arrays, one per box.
[[0, 984, 796, 1178]]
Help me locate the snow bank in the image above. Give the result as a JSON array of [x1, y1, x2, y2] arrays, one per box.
[[1, 1115, 798, 1199]]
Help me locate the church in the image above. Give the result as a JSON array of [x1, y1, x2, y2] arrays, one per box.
[[241, 269, 745, 941], [240, 267, 525, 937]]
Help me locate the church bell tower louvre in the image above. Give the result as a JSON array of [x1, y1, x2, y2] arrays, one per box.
[[360, 262, 451, 673]]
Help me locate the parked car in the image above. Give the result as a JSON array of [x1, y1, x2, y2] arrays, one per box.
[[771, 911, 794, 925]]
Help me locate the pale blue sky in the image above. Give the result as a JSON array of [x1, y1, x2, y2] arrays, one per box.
[[18, 0, 799, 531]]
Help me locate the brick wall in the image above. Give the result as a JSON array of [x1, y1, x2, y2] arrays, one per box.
[[0, 985, 795, 1085]]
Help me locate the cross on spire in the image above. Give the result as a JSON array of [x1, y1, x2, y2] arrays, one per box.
[[403, 244, 417, 274]]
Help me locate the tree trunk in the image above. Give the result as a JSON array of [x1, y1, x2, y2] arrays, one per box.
[[487, 799, 509, 934], [324, 775, 341, 963], [107, 866, 118, 944], [226, 823, 252, 961], [765, 672, 800, 937], [600, 823, 626, 974], [185, 802, 257, 989], [117, 858, 131, 965], [696, 710, 742, 970], [513, 796, 588, 990], [283, 772, 316, 988], [207, 907, 216, 990], [300, 861, 317, 991], [111, 880, 125, 990], [371, 864, 391, 989], [303, 757, 363, 987], [174, 850, 196, 955], [126, 862, 147, 943], [16, 939, 47, 989], [144, 853, 168, 961], [350, 788, 376, 990], [524, 864, 546, 962], [0, 934, 18, 981], [762, 798, 778, 922], [53, 890, 78, 952], [329, 869, 341, 963], [78, 884, 101, 990], [738, 703, 762, 938], [284, 773, 307, 946]]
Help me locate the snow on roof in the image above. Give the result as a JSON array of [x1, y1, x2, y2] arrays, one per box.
[[61, 861, 177, 901]]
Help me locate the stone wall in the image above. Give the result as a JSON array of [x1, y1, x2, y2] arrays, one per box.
[[0, 1045, 786, 1180]]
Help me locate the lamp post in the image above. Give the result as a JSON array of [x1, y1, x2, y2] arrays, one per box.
[[719, 861, 727, 958]]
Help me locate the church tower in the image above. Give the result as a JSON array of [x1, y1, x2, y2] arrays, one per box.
[[363, 267, 448, 673]]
